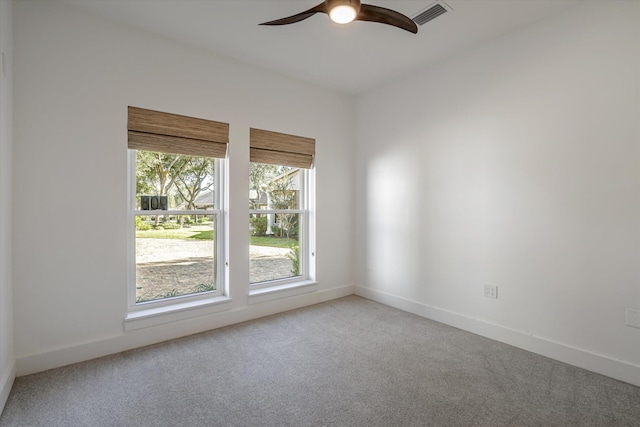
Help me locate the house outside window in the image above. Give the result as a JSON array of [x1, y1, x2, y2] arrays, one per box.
[[127, 107, 229, 309]]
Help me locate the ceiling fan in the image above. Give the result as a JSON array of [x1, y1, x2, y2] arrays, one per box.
[[260, 0, 418, 34]]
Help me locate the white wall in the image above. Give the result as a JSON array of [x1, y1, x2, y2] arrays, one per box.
[[354, 1, 640, 386], [13, 0, 354, 374], [0, 0, 15, 412]]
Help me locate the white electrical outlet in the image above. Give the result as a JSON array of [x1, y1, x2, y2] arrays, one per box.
[[625, 308, 640, 329], [484, 284, 498, 299]]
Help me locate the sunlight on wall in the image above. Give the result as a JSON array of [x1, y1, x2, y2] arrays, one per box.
[[366, 146, 423, 298]]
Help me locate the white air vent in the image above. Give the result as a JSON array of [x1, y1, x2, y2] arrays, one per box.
[[413, 2, 449, 26]]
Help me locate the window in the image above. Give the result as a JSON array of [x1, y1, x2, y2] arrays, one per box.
[[249, 128, 315, 288], [127, 107, 229, 309]]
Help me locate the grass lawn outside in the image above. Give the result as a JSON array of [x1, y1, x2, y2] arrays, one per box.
[[136, 224, 213, 240], [136, 223, 296, 248], [249, 236, 297, 248]]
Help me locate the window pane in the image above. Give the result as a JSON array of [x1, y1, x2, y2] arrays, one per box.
[[136, 150, 215, 210], [250, 213, 301, 283], [249, 162, 300, 210], [135, 214, 216, 303]]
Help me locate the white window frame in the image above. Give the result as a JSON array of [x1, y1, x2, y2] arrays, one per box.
[[126, 150, 228, 316], [249, 166, 316, 291]]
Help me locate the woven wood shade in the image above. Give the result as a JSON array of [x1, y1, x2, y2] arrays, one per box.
[[128, 106, 229, 158], [250, 128, 315, 169]]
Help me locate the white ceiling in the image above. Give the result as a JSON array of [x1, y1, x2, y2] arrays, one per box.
[[60, 0, 579, 95]]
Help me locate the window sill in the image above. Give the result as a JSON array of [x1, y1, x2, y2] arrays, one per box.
[[248, 280, 317, 305], [124, 296, 233, 331]]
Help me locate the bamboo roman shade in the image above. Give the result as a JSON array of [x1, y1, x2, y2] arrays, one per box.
[[128, 106, 229, 158], [250, 128, 316, 169]]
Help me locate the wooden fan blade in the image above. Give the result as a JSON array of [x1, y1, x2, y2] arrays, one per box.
[[357, 4, 418, 34], [260, 3, 326, 26]]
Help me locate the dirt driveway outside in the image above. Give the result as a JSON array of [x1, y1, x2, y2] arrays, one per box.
[[135, 239, 293, 301]]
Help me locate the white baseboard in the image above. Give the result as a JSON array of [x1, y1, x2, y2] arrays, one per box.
[[0, 360, 15, 416], [17, 284, 355, 377], [355, 285, 640, 387]]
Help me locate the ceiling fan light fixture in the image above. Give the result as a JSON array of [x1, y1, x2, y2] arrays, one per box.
[[259, 0, 418, 34], [329, 5, 357, 24], [326, 0, 361, 24]]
